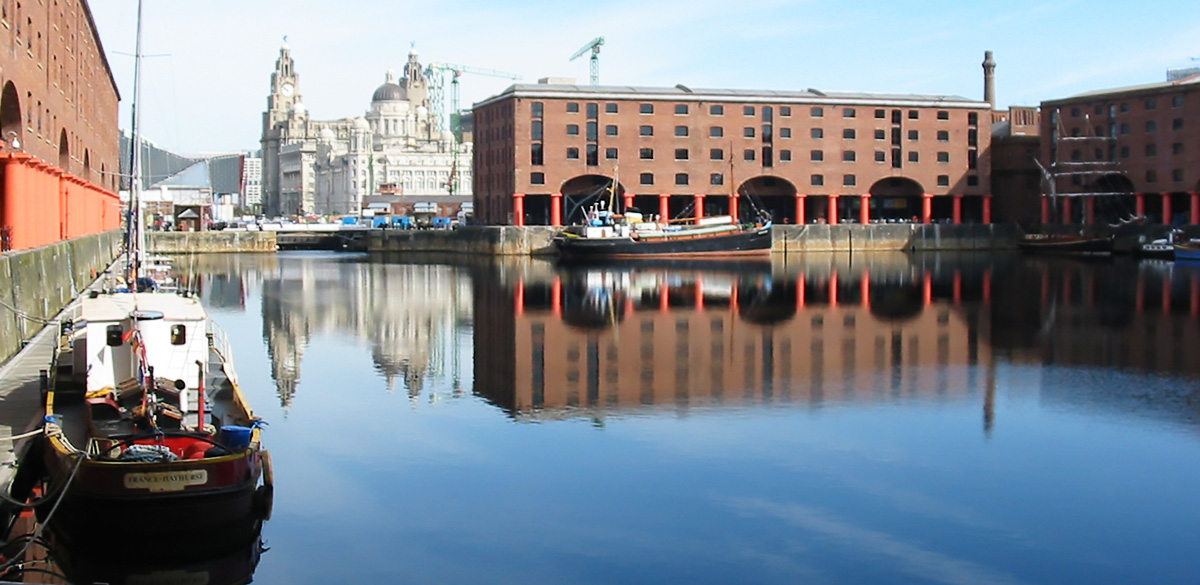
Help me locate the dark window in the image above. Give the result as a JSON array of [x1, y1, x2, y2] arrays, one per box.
[[710, 105, 724, 115], [843, 174, 856, 187], [892, 128, 902, 145], [908, 151, 919, 162], [674, 148, 689, 160], [937, 130, 949, 141], [892, 148, 902, 168], [170, 324, 186, 346], [908, 130, 919, 141], [1070, 107, 1081, 118], [531, 120, 543, 140], [780, 106, 792, 117], [843, 108, 856, 118], [937, 110, 949, 120], [875, 129, 886, 140], [605, 147, 618, 160], [710, 173, 724, 186], [1119, 123, 1130, 134], [586, 122, 598, 141], [1173, 95, 1185, 108], [532, 102, 544, 118], [1120, 145, 1130, 158], [606, 125, 618, 136], [968, 112, 978, 125], [811, 150, 824, 161], [567, 124, 579, 136], [640, 147, 654, 160], [606, 103, 618, 114], [967, 150, 978, 169], [843, 150, 856, 162], [567, 102, 580, 113], [811, 128, 824, 139], [1146, 120, 1157, 132], [744, 149, 756, 161], [937, 175, 949, 186], [1146, 169, 1157, 183], [780, 127, 791, 138], [586, 103, 598, 119], [1173, 142, 1185, 155], [811, 174, 824, 186], [675, 173, 689, 186], [640, 103, 654, 114], [967, 175, 979, 187], [710, 148, 724, 160], [937, 152, 949, 162], [1146, 143, 1157, 156], [1145, 98, 1157, 110], [892, 110, 902, 124], [744, 127, 755, 138], [586, 144, 598, 165], [875, 109, 886, 119], [1172, 168, 1184, 182], [710, 126, 724, 137], [811, 106, 824, 118], [744, 106, 755, 116], [908, 110, 919, 120], [675, 125, 689, 137], [675, 104, 689, 115], [640, 125, 653, 136], [1172, 118, 1184, 130], [780, 149, 792, 161], [640, 173, 654, 185], [531, 172, 545, 185], [1120, 102, 1129, 113], [531, 144, 544, 165], [567, 147, 579, 159], [763, 106, 773, 122], [843, 128, 856, 139], [874, 151, 886, 162], [763, 146, 773, 167]]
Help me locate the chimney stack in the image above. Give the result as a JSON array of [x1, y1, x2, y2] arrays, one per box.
[[982, 50, 996, 109]]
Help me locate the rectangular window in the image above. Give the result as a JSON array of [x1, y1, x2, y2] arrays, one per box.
[[1120, 146, 1130, 158], [1119, 123, 1130, 134], [605, 147, 618, 160], [908, 110, 919, 120], [843, 128, 856, 139], [843, 150, 856, 162], [710, 148, 724, 160], [744, 149, 756, 161], [937, 152, 949, 162], [675, 104, 689, 115], [640, 103, 654, 114], [780, 106, 792, 117], [892, 148, 902, 168], [967, 150, 978, 169], [710, 126, 724, 137], [532, 102, 544, 118], [968, 112, 978, 125], [875, 129, 886, 140], [1173, 142, 1185, 155], [1146, 120, 1157, 132], [640, 172, 654, 185], [937, 110, 949, 120], [1172, 118, 1184, 130], [843, 108, 856, 118], [908, 130, 919, 141], [811, 106, 824, 118], [810, 150, 824, 162], [811, 128, 824, 139], [937, 175, 949, 186], [875, 109, 886, 119], [640, 125, 653, 136], [675, 148, 689, 160], [710, 105, 724, 115], [640, 147, 654, 160], [675, 173, 689, 186], [780, 149, 792, 161], [1146, 143, 1157, 156], [811, 174, 824, 186], [1173, 95, 1185, 108], [744, 106, 755, 116], [586, 103, 598, 119], [780, 128, 791, 138], [1146, 169, 1157, 183], [531, 144, 544, 165], [967, 175, 979, 187], [744, 127, 755, 138], [892, 128, 902, 145], [675, 125, 689, 137], [843, 174, 856, 187], [586, 144, 598, 165], [531, 172, 545, 185], [907, 151, 919, 162], [567, 147, 579, 159], [605, 125, 618, 136], [763, 107, 774, 123], [763, 146, 773, 167], [1145, 98, 1157, 110], [710, 173, 724, 186], [937, 130, 949, 141], [587, 122, 598, 141], [567, 124, 579, 136], [874, 151, 885, 162], [567, 102, 580, 113], [606, 103, 618, 114], [1173, 168, 1184, 182], [531, 120, 543, 141]]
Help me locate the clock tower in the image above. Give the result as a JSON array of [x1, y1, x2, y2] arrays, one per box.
[[261, 40, 302, 217]]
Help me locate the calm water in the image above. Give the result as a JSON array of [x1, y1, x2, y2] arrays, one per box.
[[39, 251, 1200, 584]]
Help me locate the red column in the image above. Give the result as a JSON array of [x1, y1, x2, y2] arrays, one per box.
[[1161, 192, 1172, 225], [514, 277, 525, 316], [1085, 197, 1095, 224], [953, 270, 962, 305], [3, 156, 28, 250], [693, 193, 705, 221], [1061, 197, 1072, 224], [859, 194, 870, 224], [552, 276, 562, 318], [797, 276, 806, 309], [794, 193, 806, 224], [922, 272, 933, 306], [983, 271, 992, 305], [659, 282, 670, 312], [1191, 192, 1200, 225], [1041, 198, 1051, 224], [659, 193, 670, 221], [729, 193, 739, 222], [59, 173, 69, 239], [1135, 192, 1145, 217], [623, 192, 634, 212], [921, 193, 933, 224], [982, 194, 993, 224], [513, 193, 525, 227], [829, 271, 839, 308], [695, 275, 705, 312], [828, 194, 839, 224], [860, 271, 871, 310], [550, 192, 562, 227], [952, 194, 963, 225]]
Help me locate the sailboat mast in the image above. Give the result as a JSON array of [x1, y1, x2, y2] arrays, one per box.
[[128, 0, 146, 283]]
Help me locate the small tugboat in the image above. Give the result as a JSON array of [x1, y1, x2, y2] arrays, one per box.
[[555, 204, 773, 260], [1174, 238, 1200, 262]]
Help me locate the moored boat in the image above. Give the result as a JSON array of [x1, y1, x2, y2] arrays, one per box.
[[1017, 232, 1114, 254], [1174, 239, 1200, 262], [555, 206, 773, 260]]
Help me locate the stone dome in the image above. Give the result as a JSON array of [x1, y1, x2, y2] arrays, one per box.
[[319, 127, 335, 141], [353, 117, 370, 131], [372, 69, 407, 102]]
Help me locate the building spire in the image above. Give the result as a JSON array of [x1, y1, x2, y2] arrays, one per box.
[[982, 50, 996, 109]]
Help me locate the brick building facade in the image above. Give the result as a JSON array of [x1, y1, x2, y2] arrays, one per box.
[[473, 82, 993, 227], [0, 0, 121, 250]]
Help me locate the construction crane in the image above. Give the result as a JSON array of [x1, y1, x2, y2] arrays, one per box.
[[570, 37, 604, 85], [424, 63, 521, 194]]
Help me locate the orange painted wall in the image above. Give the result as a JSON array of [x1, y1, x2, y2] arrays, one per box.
[[1, 153, 120, 251]]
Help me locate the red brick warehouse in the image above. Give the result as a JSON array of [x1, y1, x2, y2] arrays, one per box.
[[473, 74, 993, 227], [0, 0, 122, 252]]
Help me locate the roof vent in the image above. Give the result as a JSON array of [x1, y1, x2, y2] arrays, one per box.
[[807, 88, 826, 97]]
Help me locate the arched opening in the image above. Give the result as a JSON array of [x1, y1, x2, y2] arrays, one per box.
[[869, 282, 924, 322], [1, 82, 22, 150], [737, 278, 797, 325], [58, 128, 70, 172], [560, 174, 625, 226], [868, 177, 925, 222], [83, 150, 91, 183], [737, 175, 797, 224], [1090, 173, 1138, 223]]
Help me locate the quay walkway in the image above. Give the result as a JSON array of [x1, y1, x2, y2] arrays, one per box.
[[0, 309, 58, 493]]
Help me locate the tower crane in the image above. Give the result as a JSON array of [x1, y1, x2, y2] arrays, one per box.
[[570, 37, 604, 85], [424, 63, 521, 195]]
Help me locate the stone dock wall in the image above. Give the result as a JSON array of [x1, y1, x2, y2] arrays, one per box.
[[148, 231, 277, 253], [0, 230, 123, 365]]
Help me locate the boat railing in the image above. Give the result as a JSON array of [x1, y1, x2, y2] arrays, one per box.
[[208, 320, 239, 387]]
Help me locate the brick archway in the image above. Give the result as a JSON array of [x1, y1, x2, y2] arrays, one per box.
[[560, 174, 625, 225], [1, 81, 21, 150], [737, 175, 797, 224], [868, 177, 925, 222], [58, 128, 70, 172]]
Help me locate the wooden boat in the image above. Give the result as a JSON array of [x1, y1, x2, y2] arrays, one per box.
[[555, 206, 772, 260], [1017, 232, 1114, 254], [39, 288, 273, 536]]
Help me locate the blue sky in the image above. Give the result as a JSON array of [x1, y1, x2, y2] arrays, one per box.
[[87, 0, 1200, 156]]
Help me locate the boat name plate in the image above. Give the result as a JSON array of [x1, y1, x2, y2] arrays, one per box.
[[123, 470, 209, 492]]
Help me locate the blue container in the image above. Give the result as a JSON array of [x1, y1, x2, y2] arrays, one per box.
[[220, 425, 253, 450]]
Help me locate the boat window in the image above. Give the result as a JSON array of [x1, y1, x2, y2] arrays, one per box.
[[171, 324, 186, 345], [106, 325, 123, 347]]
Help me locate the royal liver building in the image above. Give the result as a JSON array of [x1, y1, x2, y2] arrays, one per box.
[[260, 43, 470, 218]]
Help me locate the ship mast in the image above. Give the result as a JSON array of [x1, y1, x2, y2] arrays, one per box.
[[127, 0, 146, 284]]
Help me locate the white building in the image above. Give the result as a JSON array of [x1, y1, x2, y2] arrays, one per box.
[[260, 44, 471, 218]]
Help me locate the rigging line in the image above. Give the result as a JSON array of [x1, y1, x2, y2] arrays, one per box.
[[0, 452, 85, 574], [0, 297, 54, 325]]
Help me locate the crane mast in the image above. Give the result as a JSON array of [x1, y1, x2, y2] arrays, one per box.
[[570, 37, 604, 85], [424, 62, 521, 194]]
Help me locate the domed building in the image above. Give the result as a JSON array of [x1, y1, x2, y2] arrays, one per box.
[[260, 46, 472, 218]]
